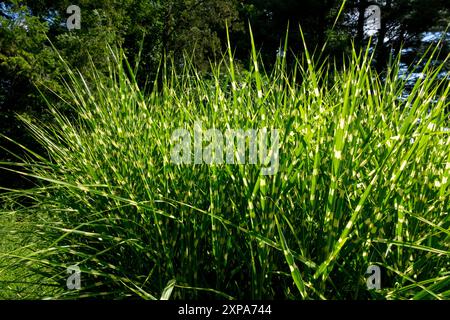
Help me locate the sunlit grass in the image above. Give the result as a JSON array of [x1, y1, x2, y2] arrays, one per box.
[[0, 31, 449, 299]]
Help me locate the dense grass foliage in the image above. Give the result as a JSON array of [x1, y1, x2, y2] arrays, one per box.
[[1, 35, 449, 299]]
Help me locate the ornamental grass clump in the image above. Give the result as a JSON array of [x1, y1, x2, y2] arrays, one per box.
[[0, 32, 449, 299]]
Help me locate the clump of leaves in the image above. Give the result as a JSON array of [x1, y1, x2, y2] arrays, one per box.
[[0, 30, 449, 300]]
